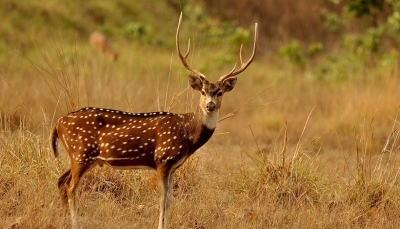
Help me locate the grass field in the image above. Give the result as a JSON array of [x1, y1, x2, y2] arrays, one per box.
[[2, 1, 400, 228]]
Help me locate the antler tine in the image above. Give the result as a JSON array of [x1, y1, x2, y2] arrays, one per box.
[[219, 23, 258, 81], [184, 39, 191, 60], [239, 44, 243, 66], [226, 62, 238, 77], [176, 13, 206, 80]]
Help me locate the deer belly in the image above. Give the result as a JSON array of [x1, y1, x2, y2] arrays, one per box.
[[97, 155, 156, 170], [96, 142, 156, 169]]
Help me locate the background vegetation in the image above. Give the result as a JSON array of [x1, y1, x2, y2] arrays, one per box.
[[2, 0, 400, 228]]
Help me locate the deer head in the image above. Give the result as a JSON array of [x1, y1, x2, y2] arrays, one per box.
[[176, 13, 258, 119]]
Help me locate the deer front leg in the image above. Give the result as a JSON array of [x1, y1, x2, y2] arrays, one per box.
[[157, 167, 175, 229]]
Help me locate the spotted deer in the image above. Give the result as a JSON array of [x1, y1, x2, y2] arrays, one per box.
[[89, 31, 118, 61], [51, 14, 257, 229]]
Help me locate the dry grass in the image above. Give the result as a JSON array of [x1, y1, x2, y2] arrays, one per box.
[[2, 27, 400, 229]]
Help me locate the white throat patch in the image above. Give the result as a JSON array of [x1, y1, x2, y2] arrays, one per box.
[[202, 110, 219, 129]]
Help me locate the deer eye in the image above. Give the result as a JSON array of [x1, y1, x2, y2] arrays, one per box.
[[217, 92, 223, 97], [201, 91, 206, 96]]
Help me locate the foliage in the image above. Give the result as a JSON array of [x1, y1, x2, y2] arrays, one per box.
[[279, 41, 307, 67], [322, 12, 343, 32], [309, 56, 354, 82], [323, 0, 400, 66], [124, 22, 154, 44], [279, 41, 324, 67], [387, 4, 400, 36], [344, 0, 385, 18], [307, 42, 324, 57]]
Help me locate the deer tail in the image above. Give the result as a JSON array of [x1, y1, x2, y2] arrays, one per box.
[[50, 120, 60, 158]]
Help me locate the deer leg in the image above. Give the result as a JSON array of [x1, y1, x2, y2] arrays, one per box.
[[58, 169, 72, 208], [157, 167, 175, 229], [65, 163, 95, 229]]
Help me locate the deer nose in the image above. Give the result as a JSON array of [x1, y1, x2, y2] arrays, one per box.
[[206, 102, 216, 112]]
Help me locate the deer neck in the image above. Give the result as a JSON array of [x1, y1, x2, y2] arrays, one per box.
[[184, 106, 218, 153], [198, 104, 219, 129]]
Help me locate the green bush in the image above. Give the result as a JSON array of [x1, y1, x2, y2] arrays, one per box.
[[124, 22, 154, 44], [279, 41, 307, 67]]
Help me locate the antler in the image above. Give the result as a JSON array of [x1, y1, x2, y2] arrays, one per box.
[[219, 23, 258, 82], [176, 13, 206, 80]]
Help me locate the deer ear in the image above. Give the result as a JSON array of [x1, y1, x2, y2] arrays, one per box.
[[188, 75, 203, 91], [222, 77, 237, 92]]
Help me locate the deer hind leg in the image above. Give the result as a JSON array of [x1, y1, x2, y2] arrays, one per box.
[[60, 162, 96, 229], [157, 167, 175, 229], [58, 169, 72, 207]]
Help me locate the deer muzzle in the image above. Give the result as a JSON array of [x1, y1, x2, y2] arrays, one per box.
[[206, 102, 216, 112]]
